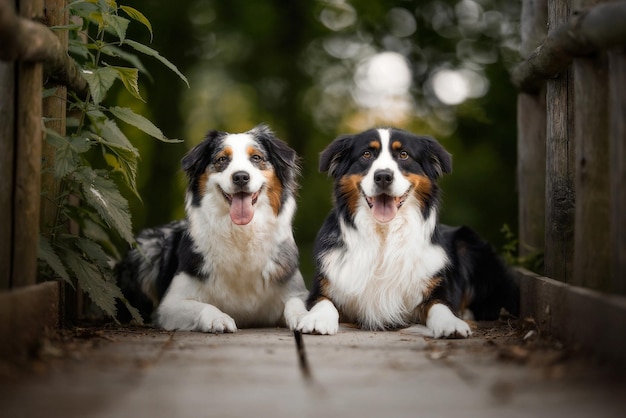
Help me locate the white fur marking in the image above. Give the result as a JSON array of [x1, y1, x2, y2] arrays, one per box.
[[156, 272, 238, 333], [322, 199, 447, 330], [284, 297, 308, 330], [360, 128, 411, 198], [297, 300, 339, 335], [426, 303, 472, 339]]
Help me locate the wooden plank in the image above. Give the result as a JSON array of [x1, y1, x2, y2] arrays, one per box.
[[516, 267, 626, 369], [0, 281, 59, 360], [572, 0, 611, 290], [0, 62, 15, 290], [12, 0, 44, 288], [609, 50, 626, 295], [517, 0, 547, 262], [544, 0, 575, 283]]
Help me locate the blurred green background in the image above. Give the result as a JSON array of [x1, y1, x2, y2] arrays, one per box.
[[115, 0, 520, 281]]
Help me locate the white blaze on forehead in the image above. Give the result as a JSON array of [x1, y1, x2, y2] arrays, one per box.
[[207, 132, 267, 198], [360, 128, 411, 198], [372, 128, 393, 170], [223, 133, 257, 171]]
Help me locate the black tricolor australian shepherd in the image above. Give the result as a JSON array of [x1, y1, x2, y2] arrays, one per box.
[[117, 125, 308, 332], [293, 128, 519, 338]]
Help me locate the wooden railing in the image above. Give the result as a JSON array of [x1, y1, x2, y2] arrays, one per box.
[[514, 0, 626, 295]]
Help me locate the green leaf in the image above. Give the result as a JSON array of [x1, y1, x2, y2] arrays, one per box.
[[44, 129, 78, 178], [68, 39, 90, 60], [82, 66, 118, 105], [73, 167, 134, 244], [49, 23, 83, 31], [64, 245, 144, 324], [108, 106, 181, 143], [119, 5, 153, 41], [98, 118, 137, 152], [93, 120, 141, 197], [109, 66, 144, 102], [100, 45, 151, 79], [64, 249, 120, 321], [75, 237, 112, 270], [103, 13, 130, 44], [87, 11, 105, 33], [123, 39, 189, 87], [38, 236, 74, 287]]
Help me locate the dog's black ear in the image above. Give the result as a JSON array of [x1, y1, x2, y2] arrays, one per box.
[[424, 136, 452, 179], [253, 124, 300, 189], [319, 135, 353, 178], [182, 130, 220, 178]]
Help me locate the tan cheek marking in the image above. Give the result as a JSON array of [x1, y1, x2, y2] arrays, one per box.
[[198, 172, 209, 198], [263, 170, 282, 216], [338, 174, 363, 217], [407, 174, 432, 206]]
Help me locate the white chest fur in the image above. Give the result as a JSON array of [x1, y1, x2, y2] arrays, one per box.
[[185, 192, 298, 326], [321, 200, 448, 329]]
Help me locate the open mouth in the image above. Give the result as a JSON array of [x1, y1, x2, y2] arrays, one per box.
[[362, 188, 410, 223], [220, 187, 261, 225]]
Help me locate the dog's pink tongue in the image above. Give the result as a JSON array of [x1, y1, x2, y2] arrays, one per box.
[[372, 194, 397, 223], [230, 192, 254, 225]]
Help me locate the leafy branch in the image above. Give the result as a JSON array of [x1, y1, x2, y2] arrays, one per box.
[[38, 0, 187, 323]]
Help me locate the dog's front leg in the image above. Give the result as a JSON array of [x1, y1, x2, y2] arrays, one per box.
[[155, 273, 237, 333], [283, 297, 308, 330]]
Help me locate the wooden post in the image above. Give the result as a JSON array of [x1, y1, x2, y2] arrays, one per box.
[[12, 0, 44, 288], [0, 61, 16, 290], [517, 0, 547, 265], [544, 0, 575, 283], [571, 0, 611, 291], [609, 49, 626, 295], [40, 0, 67, 236]]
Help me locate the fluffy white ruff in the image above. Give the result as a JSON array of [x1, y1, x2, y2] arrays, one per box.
[[426, 303, 472, 338], [321, 197, 447, 331]]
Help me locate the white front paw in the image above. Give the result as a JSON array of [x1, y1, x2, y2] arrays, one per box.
[[198, 305, 237, 333], [296, 300, 339, 335], [284, 297, 308, 330], [426, 303, 471, 339]]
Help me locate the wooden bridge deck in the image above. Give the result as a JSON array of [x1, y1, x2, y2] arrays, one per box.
[[1, 319, 625, 418]]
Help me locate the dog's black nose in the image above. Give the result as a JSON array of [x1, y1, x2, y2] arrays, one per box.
[[373, 169, 394, 189], [232, 171, 250, 187]]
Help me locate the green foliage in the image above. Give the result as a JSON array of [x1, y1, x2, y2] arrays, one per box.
[[500, 224, 544, 273], [38, 0, 187, 323]]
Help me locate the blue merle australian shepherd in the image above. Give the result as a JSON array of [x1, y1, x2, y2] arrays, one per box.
[[292, 127, 519, 338], [117, 125, 308, 332]]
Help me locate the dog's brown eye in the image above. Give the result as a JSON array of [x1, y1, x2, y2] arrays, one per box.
[[216, 156, 229, 164], [399, 151, 409, 160], [362, 151, 372, 159], [251, 154, 263, 163]]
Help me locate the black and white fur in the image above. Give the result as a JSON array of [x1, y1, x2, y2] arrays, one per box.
[[292, 128, 519, 338], [117, 125, 308, 333]]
